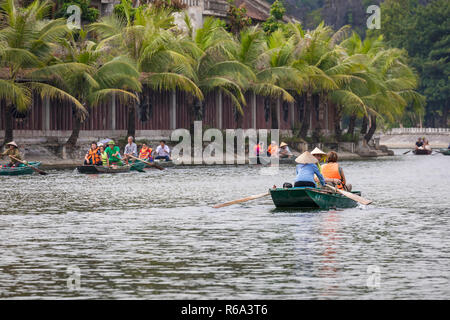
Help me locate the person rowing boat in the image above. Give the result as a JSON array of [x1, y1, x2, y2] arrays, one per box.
[[1, 141, 22, 167], [105, 140, 123, 166], [293, 151, 327, 188]]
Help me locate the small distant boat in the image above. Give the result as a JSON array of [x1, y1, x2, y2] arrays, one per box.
[[439, 148, 450, 156], [77, 162, 145, 174], [248, 156, 295, 165], [136, 159, 175, 168], [0, 162, 41, 176], [270, 187, 361, 209], [413, 149, 432, 155]]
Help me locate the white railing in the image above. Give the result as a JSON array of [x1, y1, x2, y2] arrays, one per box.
[[385, 128, 450, 134], [181, 0, 200, 6]]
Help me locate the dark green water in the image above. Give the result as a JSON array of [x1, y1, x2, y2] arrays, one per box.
[[0, 150, 449, 299]]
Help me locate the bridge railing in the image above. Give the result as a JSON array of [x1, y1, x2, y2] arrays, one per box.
[[384, 128, 450, 134]]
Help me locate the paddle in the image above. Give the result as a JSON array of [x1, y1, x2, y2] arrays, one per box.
[[9, 156, 47, 175], [128, 154, 164, 170], [403, 150, 412, 155], [324, 184, 372, 206], [213, 192, 270, 208]]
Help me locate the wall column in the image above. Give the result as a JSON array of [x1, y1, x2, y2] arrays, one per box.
[[216, 90, 223, 129], [277, 97, 281, 129], [170, 91, 177, 130], [290, 101, 295, 129], [111, 93, 116, 130], [43, 96, 50, 131], [252, 92, 257, 129]]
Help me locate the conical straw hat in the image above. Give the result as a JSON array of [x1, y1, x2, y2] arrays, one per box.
[[6, 141, 18, 148], [311, 147, 326, 155], [295, 151, 318, 164], [280, 142, 288, 147]]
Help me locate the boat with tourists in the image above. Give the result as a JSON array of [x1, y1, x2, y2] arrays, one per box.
[[0, 162, 42, 176], [270, 187, 362, 209], [413, 149, 432, 155], [77, 162, 145, 174]]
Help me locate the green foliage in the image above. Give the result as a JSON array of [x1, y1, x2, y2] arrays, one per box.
[[263, 0, 286, 34], [226, 0, 252, 35], [55, 0, 99, 23], [370, 0, 449, 127]]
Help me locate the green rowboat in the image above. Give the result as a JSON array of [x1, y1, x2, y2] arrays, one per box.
[[0, 162, 41, 176], [439, 148, 450, 155], [270, 187, 361, 209], [77, 162, 145, 174]]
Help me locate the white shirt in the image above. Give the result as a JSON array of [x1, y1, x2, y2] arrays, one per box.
[[156, 145, 170, 156]]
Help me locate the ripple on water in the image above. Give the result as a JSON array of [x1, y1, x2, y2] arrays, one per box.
[[0, 154, 449, 298]]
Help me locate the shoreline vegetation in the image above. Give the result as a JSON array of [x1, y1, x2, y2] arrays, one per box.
[[0, 0, 428, 154]]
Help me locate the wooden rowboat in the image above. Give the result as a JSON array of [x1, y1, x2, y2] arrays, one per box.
[[413, 149, 432, 155], [270, 187, 361, 209], [0, 162, 41, 176], [439, 148, 450, 156], [136, 159, 175, 168], [77, 162, 145, 174]]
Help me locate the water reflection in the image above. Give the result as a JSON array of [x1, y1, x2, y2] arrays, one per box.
[[0, 153, 449, 298]]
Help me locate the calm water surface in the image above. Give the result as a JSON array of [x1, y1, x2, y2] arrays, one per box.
[[0, 150, 449, 299]]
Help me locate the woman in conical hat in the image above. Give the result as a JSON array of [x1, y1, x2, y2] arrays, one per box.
[[279, 142, 292, 158], [1, 141, 22, 167], [310, 147, 327, 171], [293, 151, 326, 188]]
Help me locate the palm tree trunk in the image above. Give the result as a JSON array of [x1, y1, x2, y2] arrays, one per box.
[[127, 105, 136, 138], [347, 113, 357, 135], [66, 114, 81, 147], [299, 93, 310, 138], [3, 104, 14, 146], [334, 104, 342, 140], [360, 115, 368, 135], [364, 115, 377, 142]]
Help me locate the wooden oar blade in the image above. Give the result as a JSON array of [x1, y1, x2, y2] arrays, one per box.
[[338, 189, 372, 205], [325, 185, 372, 206], [213, 193, 270, 208], [403, 150, 412, 155], [129, 155, 164, 170]]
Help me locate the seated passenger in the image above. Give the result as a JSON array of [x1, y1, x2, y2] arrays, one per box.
[[322, 151, 352, 191], [279, 142, 292, 158], [84, 142, 102, 166], [293, 151, 326, 188], [99, 143, 109, 167], [139, 143, 153, 162], [267, 141, 279, 157], [105, 140, 123, 166], [154, 140, 171, 161]]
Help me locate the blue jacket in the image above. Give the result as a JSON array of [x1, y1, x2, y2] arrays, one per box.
[[295, 163, 326, 187]]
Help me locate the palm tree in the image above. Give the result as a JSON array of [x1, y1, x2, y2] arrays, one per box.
[[0, 0, 85, 146], [46, 28, 142, 147], [90, 2, 202, 137]]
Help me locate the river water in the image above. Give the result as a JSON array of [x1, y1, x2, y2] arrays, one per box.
[[0, 150, 449, 299]]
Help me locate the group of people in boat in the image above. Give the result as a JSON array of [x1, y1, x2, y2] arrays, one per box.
[[254, 141, 293, 159], [0, 141, 22, 167], [292, 148, 352, 191], [415, 137, 432, 151], [84, 136, 172, 167]]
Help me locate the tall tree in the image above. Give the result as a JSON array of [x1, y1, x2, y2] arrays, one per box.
[[0, 0, 84, 146]]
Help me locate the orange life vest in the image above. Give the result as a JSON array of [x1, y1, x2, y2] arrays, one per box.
[[321, 162, 344, 189], [254, 144, 261, 154], [268, 145, 278, 155], [139, 147, 152, 160], [87, 147, 101, 165]]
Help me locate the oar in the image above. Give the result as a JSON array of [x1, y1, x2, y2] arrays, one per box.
[[403, 150, 412, 155], [324, 184, 372, 206], [9, 156, 47, 175], [128, 155, 164, 170], [213, 192, 270, 208]]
